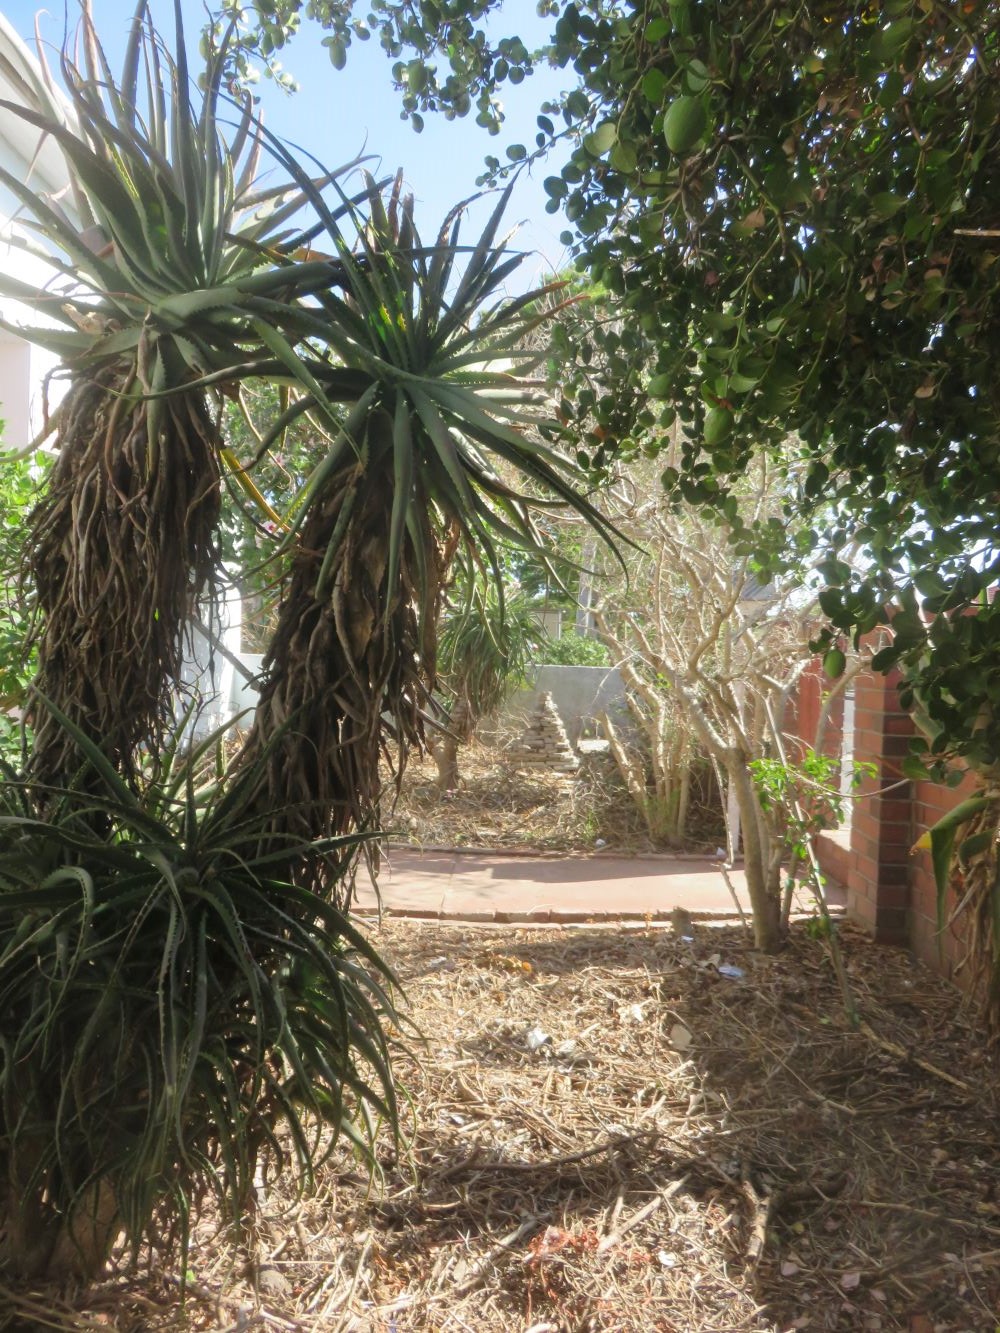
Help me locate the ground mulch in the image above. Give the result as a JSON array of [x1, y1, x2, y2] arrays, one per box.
[[7, 917, 999, 1332], [386, 740, 723, 855]]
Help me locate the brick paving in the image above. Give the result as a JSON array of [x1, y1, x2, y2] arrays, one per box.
[[354, 846, 847, 925]]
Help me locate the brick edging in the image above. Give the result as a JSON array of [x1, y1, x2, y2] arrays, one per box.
[[386, 842, 736, 864]]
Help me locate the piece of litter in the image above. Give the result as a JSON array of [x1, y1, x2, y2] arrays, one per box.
[[669, 1022, 693, 1051], [594, 837, 607, 848], [657, 1250, 676, 1268], [718, 964, 745, 979], [525, 1025, 551, 1051]]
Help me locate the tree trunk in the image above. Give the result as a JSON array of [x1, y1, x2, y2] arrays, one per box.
[[434, 695, 472, 793], [27, 370, 221, 788], [1, 1168, 118, 1282], [434, 732, 461, 793], [728, 757, 782, 951]]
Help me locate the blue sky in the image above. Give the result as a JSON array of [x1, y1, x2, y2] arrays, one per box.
[[1, 1, 573, 290]]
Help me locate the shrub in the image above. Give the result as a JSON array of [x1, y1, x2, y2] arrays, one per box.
[[539, 633, 610, 667], [0, 705, 400, 1280]]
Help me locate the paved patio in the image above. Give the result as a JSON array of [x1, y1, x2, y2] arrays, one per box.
[[354, 846, 847, 925]]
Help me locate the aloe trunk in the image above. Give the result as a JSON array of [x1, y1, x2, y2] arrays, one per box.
[[26, 368, 220, 786]]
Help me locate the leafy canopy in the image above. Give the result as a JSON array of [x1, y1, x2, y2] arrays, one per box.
[[230, 0, 1000, 773]]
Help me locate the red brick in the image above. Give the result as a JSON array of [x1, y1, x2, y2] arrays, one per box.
[[851, 853, 879, 882], [874, 883, 909, 910], [881, 734, 913, 757], [884, 713, 916, 735], [878, 824, 913, 851], [881, 799, 914, 823], [849, 893, 877, 927], [874, 906, 907, 943], [875, 862, 909, 886]]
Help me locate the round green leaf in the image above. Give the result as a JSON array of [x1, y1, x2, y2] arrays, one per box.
[[663, 95, 707, 153], [583, 121, 618, 157], [704, 405, 733, 446]]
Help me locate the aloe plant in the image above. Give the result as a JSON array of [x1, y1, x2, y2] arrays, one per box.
[[232, 169, 620, 876], [0, 0, 366, 786], [3, 1, 616, 828], [0, 2, 623, 1285], [0, 702, 399, 1280], [433, 578, 544, 790]]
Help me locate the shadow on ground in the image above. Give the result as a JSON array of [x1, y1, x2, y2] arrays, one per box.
[[5, 920, 997, 1331]]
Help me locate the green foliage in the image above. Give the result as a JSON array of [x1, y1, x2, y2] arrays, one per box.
[[0, 704, 399, 1276], [529, 1, 1000, 775], [438, 582, 544, 721], [752, 747, 874, 1020], [219, 384, 332, 650], [234, 166, 624, 853], [919, 794, 992, 936], [540, 632, 609, 667], [751, 750, 875, 869], [0, 452, 48, 721], [215, 0, 527, 130], [248, 0, 1000, 776], [0, 1, 383, 783]]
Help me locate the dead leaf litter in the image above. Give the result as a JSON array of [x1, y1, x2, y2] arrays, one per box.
[[5, 919, 999, 1333]]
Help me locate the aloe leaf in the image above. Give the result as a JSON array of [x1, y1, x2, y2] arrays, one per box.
[[926, 794, 991, 937]]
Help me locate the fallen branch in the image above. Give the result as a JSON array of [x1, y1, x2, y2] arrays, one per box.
[[451, 1215, 548, 1296], [597, 1175, 689, 1254], [430, 1133, 655, 1184], [741, 1175, 774, 1267], [858, 1020, 972, 1092], [856, 1199, 1000, 1238]]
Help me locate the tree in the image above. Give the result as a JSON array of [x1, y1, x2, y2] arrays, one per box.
[[212, 0, 528, 131], [528, 3, 1000, 782], [226, 171, 619, 884], [236, 1, 1000, 773], [0, 1, 373, 787], [240, 0, 1000, 1005], [0, 1, 618, 1280], [432, 576, 544, 791], [592, 454, 822, 950]]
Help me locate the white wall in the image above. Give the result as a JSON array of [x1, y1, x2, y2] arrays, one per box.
[[0, 17, 75, 448]]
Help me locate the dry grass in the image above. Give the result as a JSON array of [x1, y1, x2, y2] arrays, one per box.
[[7, 918, 999, 1332]]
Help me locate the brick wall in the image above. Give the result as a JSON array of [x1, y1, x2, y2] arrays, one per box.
[[843, 668, 913, 945], [788, 661, 844, 760], [811, 662, 979, 987]]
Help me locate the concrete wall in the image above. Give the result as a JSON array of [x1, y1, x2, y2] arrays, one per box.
[[176, 576, 247, 739], [500, 664, 629, 744]]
